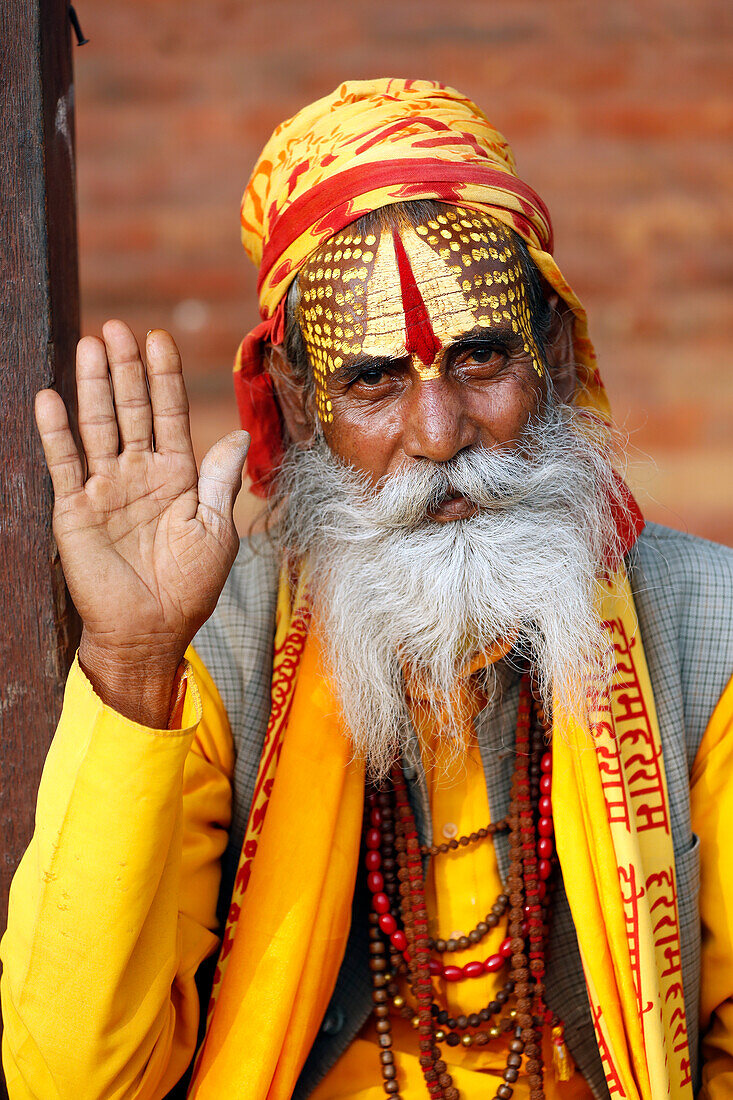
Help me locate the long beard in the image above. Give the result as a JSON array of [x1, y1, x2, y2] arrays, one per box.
[[271, 402, 630, 780]]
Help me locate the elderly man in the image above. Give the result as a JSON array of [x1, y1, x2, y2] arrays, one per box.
[[2, 79, 733, 1100]]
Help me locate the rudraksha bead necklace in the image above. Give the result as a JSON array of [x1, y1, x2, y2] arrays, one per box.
[[420, 817, 508, 859], [365, 673, 566, 1100]]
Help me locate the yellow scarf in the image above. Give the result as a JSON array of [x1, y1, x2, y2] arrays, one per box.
[[188, 567, 692, 1099]]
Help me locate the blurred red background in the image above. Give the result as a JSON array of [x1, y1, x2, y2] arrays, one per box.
[[73, 0, 733, 542]]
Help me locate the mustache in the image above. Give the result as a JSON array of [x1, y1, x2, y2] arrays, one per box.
[[341, 407, 598, 533], [371, 447, 566, 529]]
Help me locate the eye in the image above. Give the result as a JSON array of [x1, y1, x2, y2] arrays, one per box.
[[456, 345, 504, 367], [355, 366, 386, 386]]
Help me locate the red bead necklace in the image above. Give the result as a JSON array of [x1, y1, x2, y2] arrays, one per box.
[[365, 673, 565, 1100]]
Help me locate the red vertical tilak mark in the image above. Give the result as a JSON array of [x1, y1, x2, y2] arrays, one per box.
[[391, 229, 442, 368]]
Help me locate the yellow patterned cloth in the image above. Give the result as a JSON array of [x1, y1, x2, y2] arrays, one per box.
[[241, 80, 552, 311]]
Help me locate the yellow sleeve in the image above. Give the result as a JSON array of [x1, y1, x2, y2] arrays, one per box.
[[0, 647, 235, 1100], [690, 674, 733, 1097]]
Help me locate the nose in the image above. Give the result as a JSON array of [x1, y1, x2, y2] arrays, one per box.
[[400, 376, 479, 463]]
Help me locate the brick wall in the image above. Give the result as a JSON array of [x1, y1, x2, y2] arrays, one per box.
[[74, 0, 733, 542]]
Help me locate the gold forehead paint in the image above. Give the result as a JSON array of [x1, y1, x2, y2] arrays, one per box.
[[296, 209, 544, 423]]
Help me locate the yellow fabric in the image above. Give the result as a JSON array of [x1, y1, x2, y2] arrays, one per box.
[[691, 674, 733, 1095], [191, 566, 692, 1100], [242, 80, 550, 303], [189, 582, 365, 1099], [0, 649, 234, 1100], [2, 641, 733, 1098], [311, 726, 594, 1100], [552, 574, 689, 1099], [187, 577, 361, 1097]]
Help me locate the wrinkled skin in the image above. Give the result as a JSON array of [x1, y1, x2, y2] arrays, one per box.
[[271, 219, 575, 522]]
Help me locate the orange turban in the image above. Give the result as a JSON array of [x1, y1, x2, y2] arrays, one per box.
[[235, 78, 626, 533]]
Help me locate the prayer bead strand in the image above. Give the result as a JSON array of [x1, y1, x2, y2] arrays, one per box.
[[421, 818, 508, 859], [364, 672, 561, 1100]]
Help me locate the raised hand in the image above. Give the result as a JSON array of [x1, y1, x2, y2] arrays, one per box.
[[35, 320, 250, 726]]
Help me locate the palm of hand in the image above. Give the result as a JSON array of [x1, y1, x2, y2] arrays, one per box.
[[56, 450, 227, 648], [37, 321, 249, 664]]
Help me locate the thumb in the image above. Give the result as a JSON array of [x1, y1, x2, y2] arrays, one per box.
[[198, 430, 250, 526]]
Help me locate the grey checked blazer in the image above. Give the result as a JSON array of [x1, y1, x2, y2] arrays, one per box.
[[192, 523, 733, 1098]]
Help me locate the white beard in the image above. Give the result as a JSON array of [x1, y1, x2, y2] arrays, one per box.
[[272, 402, 629, 780]]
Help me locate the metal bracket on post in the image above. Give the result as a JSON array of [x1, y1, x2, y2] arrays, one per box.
[[68, 5, 89, 45]]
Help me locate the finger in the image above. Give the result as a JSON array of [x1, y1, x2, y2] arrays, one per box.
[[102, 319, 153, 452], [145, 329, 194, 455], [198, 431, 250, 529], [35, 389, 84, 498], [76, 335, 119, 471]]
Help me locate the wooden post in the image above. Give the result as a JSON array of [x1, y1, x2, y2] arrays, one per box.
[[0, 1, 81, 1087]]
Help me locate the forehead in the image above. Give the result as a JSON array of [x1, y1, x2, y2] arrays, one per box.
[[296, 208, 541, 420]]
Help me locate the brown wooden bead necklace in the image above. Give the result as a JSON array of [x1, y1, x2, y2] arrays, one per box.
[[421, 818, 508, 859], [365, 674, 564, 1100]]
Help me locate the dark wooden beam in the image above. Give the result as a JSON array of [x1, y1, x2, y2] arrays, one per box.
[[0, 2, 81, 1088]]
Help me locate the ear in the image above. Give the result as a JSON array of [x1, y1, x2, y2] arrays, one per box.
[[266, 343, 315, 444], [543, 291, 576, 403]]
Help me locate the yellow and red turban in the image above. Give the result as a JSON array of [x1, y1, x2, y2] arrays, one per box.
[[234, 77, 637, 545]]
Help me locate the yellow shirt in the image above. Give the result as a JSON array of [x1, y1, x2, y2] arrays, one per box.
[[2, 652, 733, 1098]]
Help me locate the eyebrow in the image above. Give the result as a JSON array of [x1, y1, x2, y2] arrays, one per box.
[[449, 324, 521, 351]]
